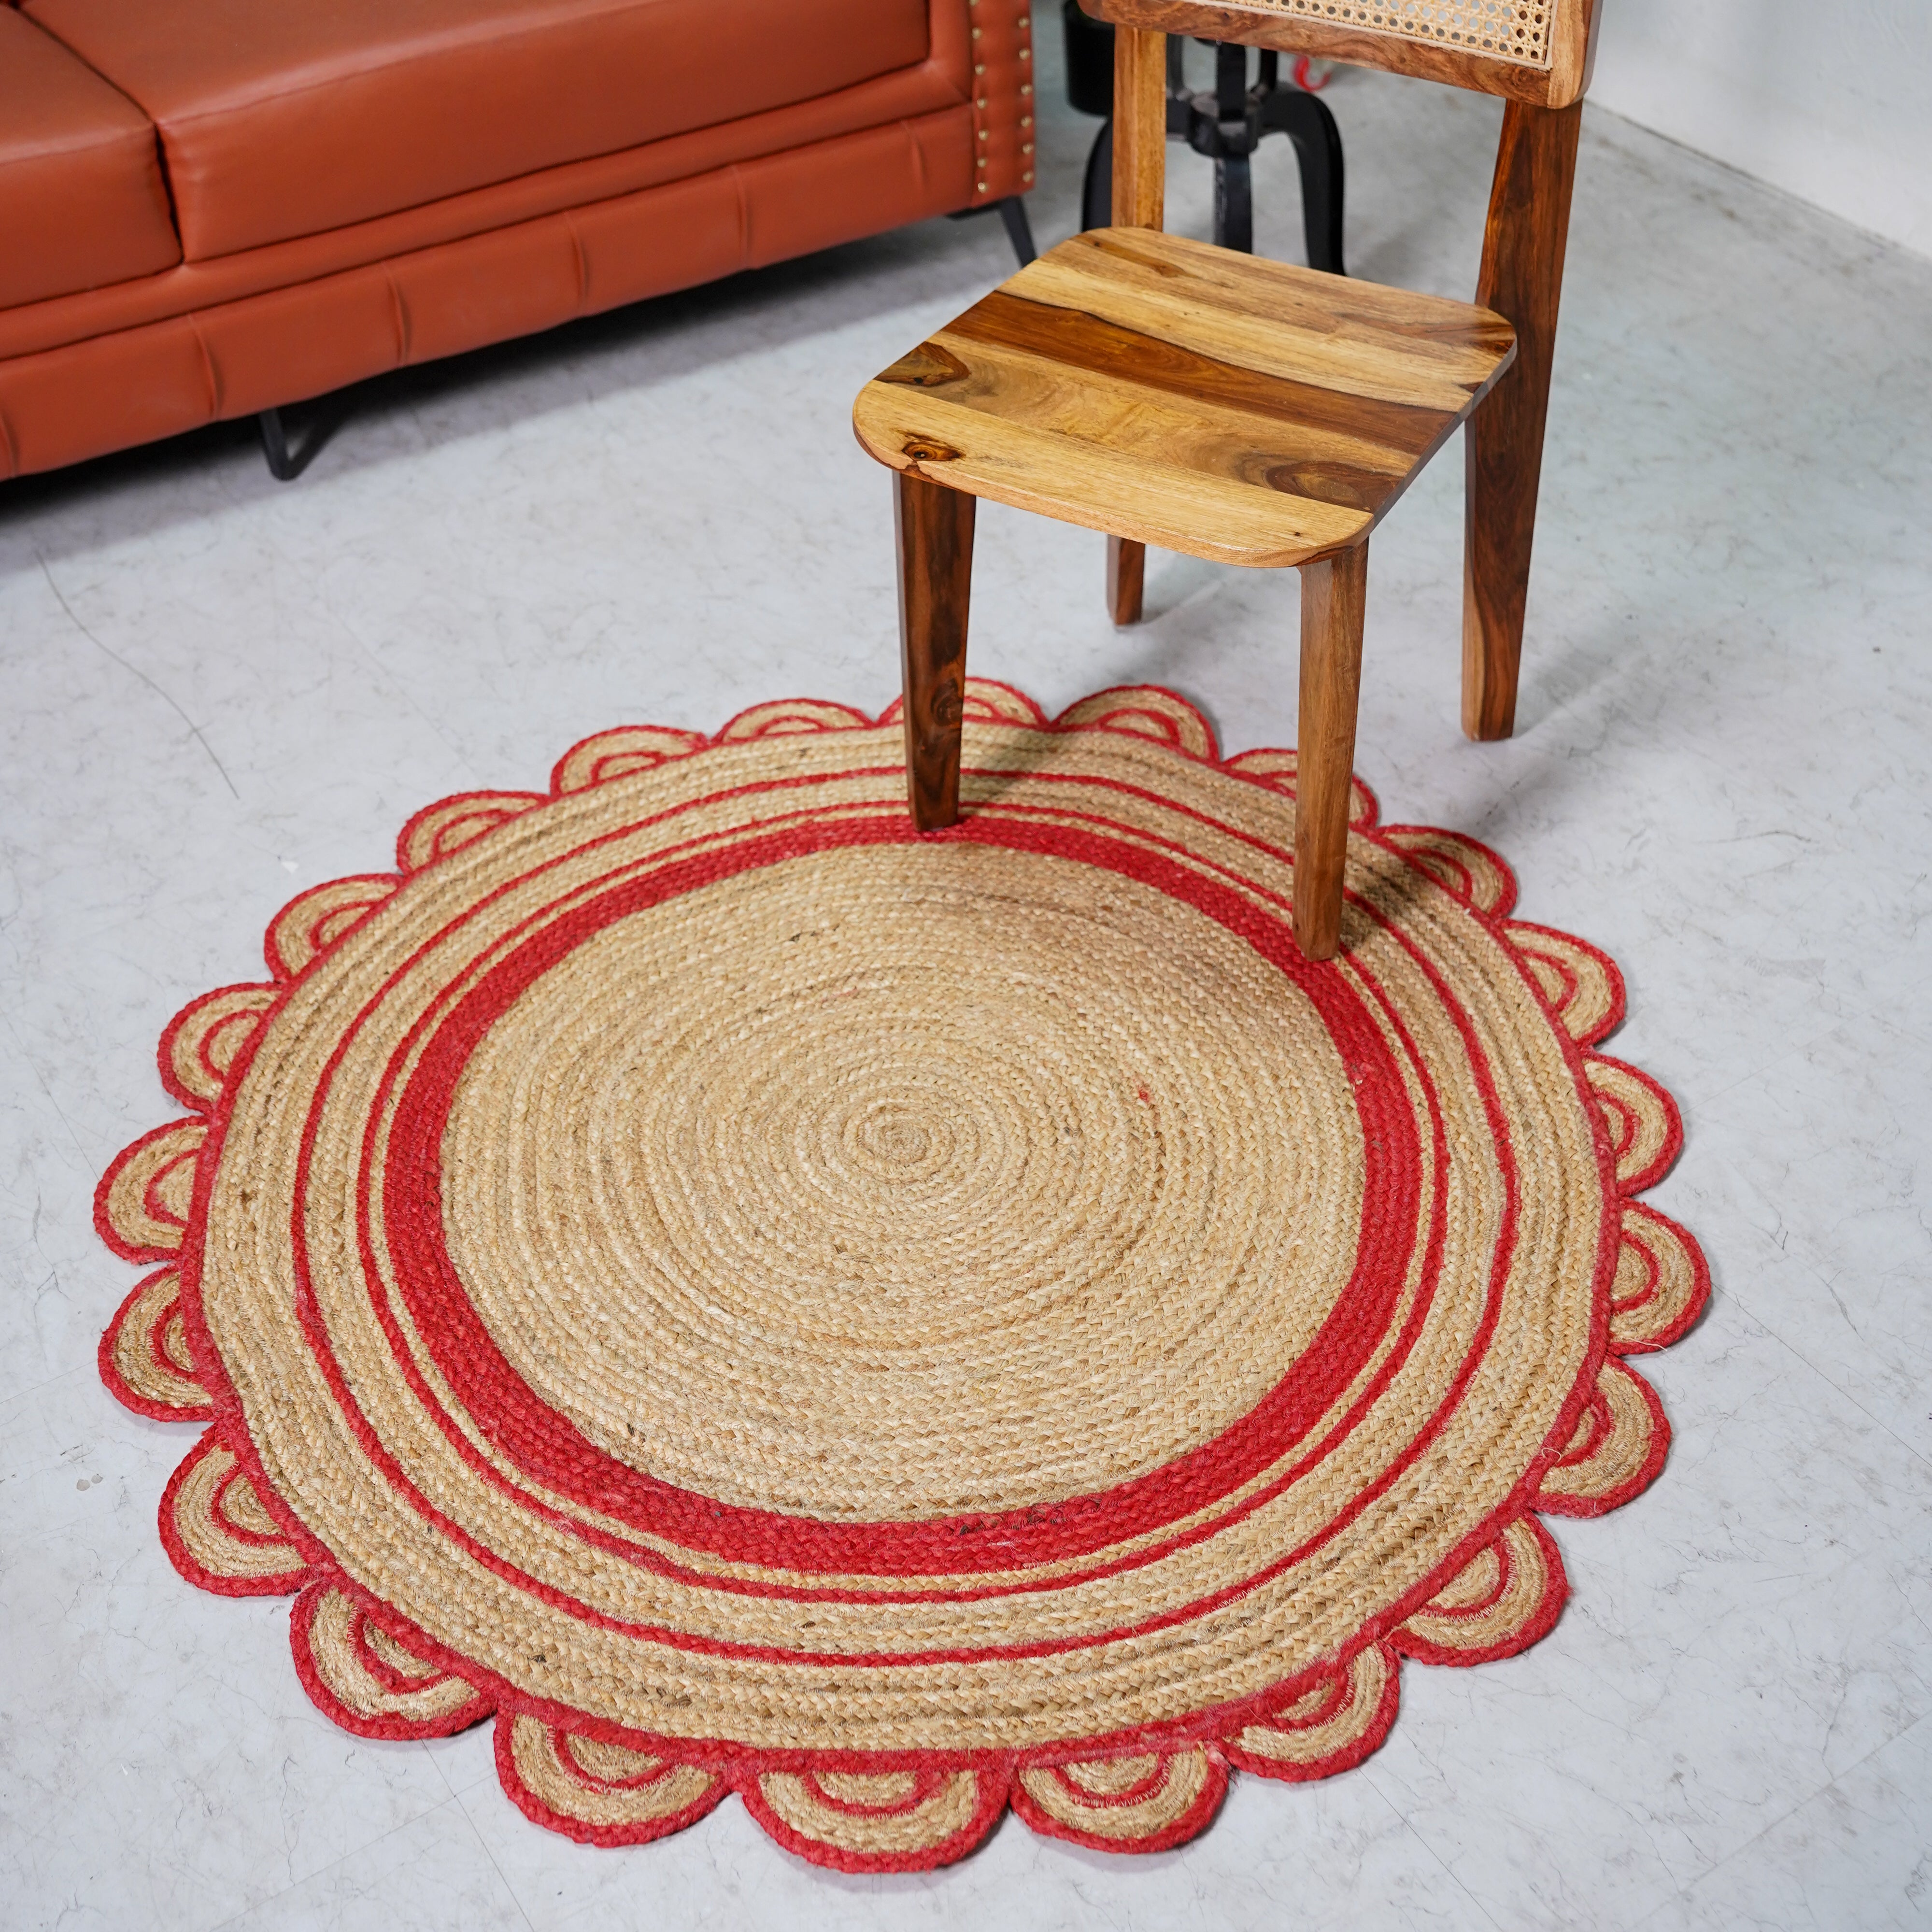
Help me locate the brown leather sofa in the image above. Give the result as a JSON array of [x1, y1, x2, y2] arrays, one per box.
[[0, 0, 1037, 480]]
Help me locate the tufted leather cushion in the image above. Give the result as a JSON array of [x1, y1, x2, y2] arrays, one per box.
[[25, 0, 934, 260]]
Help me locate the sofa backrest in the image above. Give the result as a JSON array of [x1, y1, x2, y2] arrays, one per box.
[[24, 0, 940, 259]]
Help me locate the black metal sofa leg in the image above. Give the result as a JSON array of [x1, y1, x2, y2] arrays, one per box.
[[947, 195, 1038, 268], [258, 408, 298, 481], [996, 195, 1038, 268]]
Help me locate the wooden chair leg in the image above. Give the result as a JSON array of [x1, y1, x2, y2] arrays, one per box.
[[1463, 99, 1583, 741], [895, 469, 975, 829], [1100, 28, 1165, 634], [1294, 542, 1369, 962], [1107, 536, 1146, 625]]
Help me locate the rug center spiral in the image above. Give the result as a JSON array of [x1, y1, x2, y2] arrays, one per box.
[[441, 841, 1365, 1522], [855, 1103, 935, 1168]]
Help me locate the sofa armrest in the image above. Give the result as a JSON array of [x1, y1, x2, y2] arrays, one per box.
[[947, 0, 1037, 208]]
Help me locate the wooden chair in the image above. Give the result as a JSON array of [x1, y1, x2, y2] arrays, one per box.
[[853, 0, 1599, 960]]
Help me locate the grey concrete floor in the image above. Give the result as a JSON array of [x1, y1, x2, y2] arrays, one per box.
[[4, 14, 1931, 1929]]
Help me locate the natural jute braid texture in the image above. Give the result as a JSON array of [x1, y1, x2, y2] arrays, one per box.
[[98, 682, 1707, 1870]]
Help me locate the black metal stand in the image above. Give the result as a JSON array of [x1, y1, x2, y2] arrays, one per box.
[[1067, 12, 1345, 274], [948, 194, 1038, 268]]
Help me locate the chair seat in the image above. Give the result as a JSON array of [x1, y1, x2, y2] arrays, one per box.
[[854, 227, 1518, 569]]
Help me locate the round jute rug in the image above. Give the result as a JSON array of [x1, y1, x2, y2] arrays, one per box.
[[99, 682, 1706, 1870]]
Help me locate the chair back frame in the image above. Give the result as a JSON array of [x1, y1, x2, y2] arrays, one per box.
[[1081, 0, 1600, 110], [1092, 0, 1595, 742]]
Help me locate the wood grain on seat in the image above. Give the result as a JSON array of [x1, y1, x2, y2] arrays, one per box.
[[853, 227, 1517, 570]]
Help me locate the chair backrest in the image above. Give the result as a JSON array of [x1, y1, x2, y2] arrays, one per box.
[[1082, 0, 1601, 111]]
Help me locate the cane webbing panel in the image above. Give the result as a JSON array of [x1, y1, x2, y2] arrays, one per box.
[[1243, 0, 1552, 68]]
